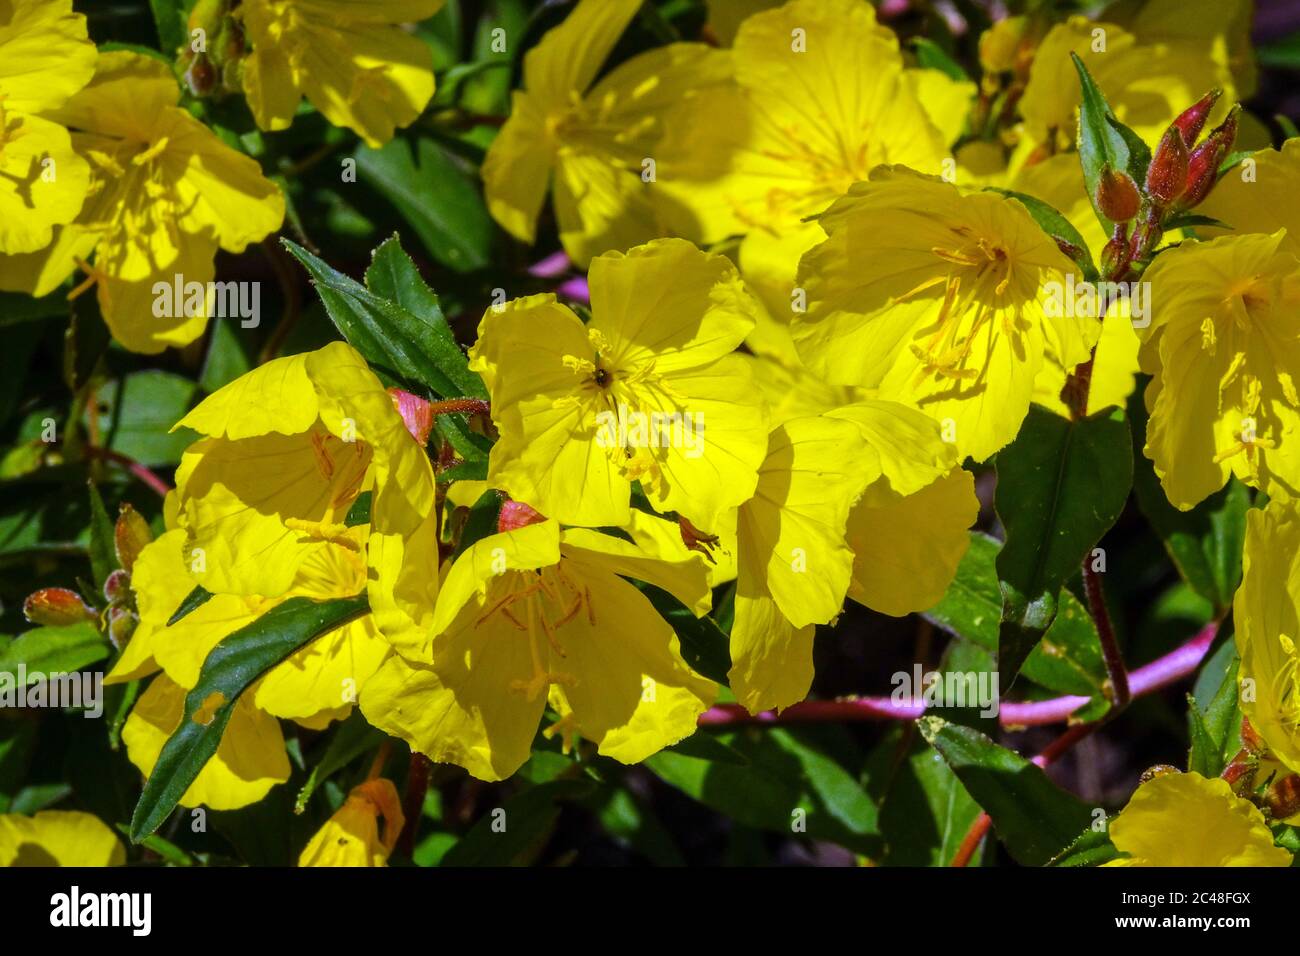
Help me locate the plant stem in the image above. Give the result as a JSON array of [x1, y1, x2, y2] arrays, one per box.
[[698, 622, 1216, 729], [427, 397, 490, 418], [1083, 558, 1131, 708], [81, 446, 172, 498], [398, 752, 431, 859]]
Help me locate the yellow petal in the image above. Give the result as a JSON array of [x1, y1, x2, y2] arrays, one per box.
[[0, 810, 125, 867]]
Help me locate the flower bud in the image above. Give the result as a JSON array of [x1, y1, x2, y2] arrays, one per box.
[[1171, 88, 1222, 145], [498, 499, 545, 533], [1095, 166, 1140, 223], [103, 568, 132, 605], [23, 588, 97, 627], [114, 502, 152, 573], [1178, 105, 1240, 210], [106, 605, 138, 651], [388, 388, 434, 447], [1146, 127, 1189, 206], [1101, 231, 1133, 280]]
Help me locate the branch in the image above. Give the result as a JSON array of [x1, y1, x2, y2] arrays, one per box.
[[698, 622, 1217, 729], [81, 446, 172, 498]]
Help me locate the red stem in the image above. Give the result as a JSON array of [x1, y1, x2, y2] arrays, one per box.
[[1083, 559, 1131, 708], [427, 398, 490, 418], [698, 623, 1217, 729], [82, 446, 172, 498]]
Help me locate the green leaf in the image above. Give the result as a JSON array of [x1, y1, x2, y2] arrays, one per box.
[[199, 319, 254, 394], [646, 727, 879, 853], [918, 716, 1094, 866], [1049, 823, 1118, 866], [89, 371, 199, 466], [0, 291, 68, 328], [295, 710, 386, 814], [987, 188, 1099, 280], [363, 235, 486, 399], [450, 488, 503, 560], [345, 491, 372, 527], [877, 739, 983, 866], [927, 531, 1108, 702], [1188, 635, 1242, 774], [1072, 53, 1145, 233], [439, 778, 595, 866], [86, 481, 116, 592], [147, 0, 187, 53], [0, 622, 107, 684], [1129, 388, 1247, 613], [1257, 31, 1300, 69], [995, 404, 1132, 682], [1164, 212, 1232, 232], [639, 582, 731, 686], [130, 594, 368, 842], [355, 138, 493, 273], [167, 585, 213, 626], [283, 240, 491, 467], [909, 37, 970, 82]]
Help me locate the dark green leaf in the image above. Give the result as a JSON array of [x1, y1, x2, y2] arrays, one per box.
[[87, 481, 116, 592], [440, 778, 595, 866], [878, 739, 983, 866], [89, 371, 199, 467], [451, 488, 503, 560], [0, 291, 68, 329], [1049, 823, 1118, 866], [295, 710, 386, 814], [355, 138, 493, 273], [130, 594, 368, 841], [167, 585, 213, 626], [147, 0, 187, 53], [1129, 388, 1248, 613], [995, 404, 1132, 682], [910, 37, 970, 82], [1188, 635, 1242, 774], [639, 582, 731, 685], [919, 716, 1093, 866]]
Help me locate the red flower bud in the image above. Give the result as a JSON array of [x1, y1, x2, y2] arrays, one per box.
[[1095, 166, 1140, 222], [103, 568, 131, 605], [1171, 88, 1222, 145], [23, 588, 97, 627], [1178, 105, 1240, 210], [114, 502, 152, 573], [387, 388, 435, 447], [1101, 231, 1133, 280], [1146, 127, 1189, 206], [498, 500, 546, 533]]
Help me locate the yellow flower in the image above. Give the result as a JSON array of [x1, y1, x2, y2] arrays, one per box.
[[1105, 771, 1290, 867], [0, 810, 125, 867], [655, 0, 967, 357], [0, 51, 284, 354], [1234, 501, 1300, 776], [0, 0, 94, 253], [238, 0, 441, 147], [482, 0, 728, 265], [1197, 139, 1300, 252], [721, 401, 974, 714], [1018, 13, 1236, 157], [469, 238, 768, 531], [172, 341, 438, 657], [1138, 231, 1300, 509], [360, 519, 716, 781], [794, 168, 1095, 462], [299, 778, 404, 867], [108, 522, 388, 810]]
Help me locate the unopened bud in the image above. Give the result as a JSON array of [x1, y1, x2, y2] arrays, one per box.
[[498, 500, 545, 533], [1101, 231, 1132, 280], [23, 588, 97, 627], [388, 388, 434, 447], [1146, 127, 1189, 206], [1171, 89, 1222, 145], [115, 503, 152, 573], [1138, 764, 1180, 784], [183, 52, 218, 97], [106, 605, 137, 651], [1264, 774, 1300, 821], [1179, 105, 1240, 210], [1241, 715, 1266, 755], [103, 568, 132, 605], [1095, 166, 1140, 222]]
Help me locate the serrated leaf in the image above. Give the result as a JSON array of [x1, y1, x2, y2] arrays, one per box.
[[919, 716, 1094, 866], [130, 594, 368, 842], [995, 405, 1131, 682]]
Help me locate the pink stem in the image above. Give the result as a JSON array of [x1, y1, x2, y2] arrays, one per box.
[[83, 446, 172, 498], [698, 623, 1218, 729]]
